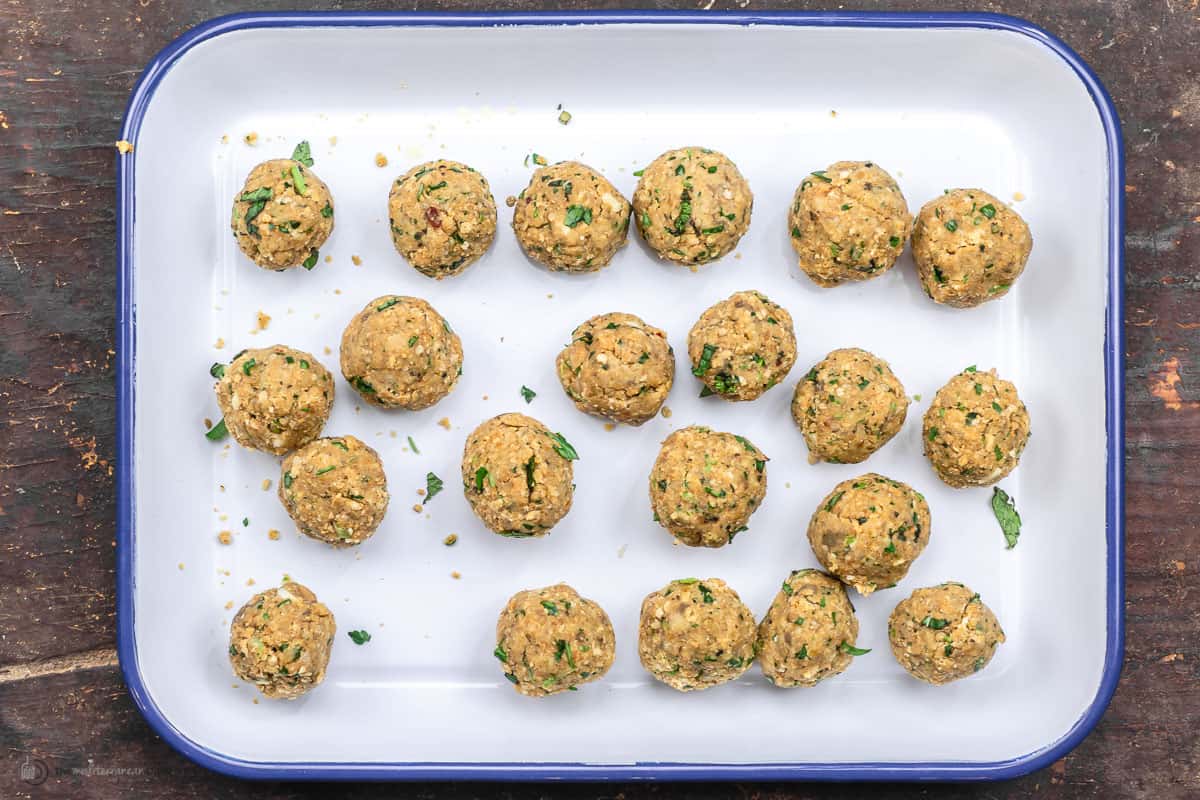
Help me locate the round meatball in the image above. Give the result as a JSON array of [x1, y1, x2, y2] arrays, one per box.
[[555, 312, 674, 425], [923, 367, 1031, 488], [688, 290, 797, 401], [512, 161, 631, 272], [494, 583, 615, 697], [231, 158, 334, 271], [228, 582, 336, 699], [279, 436, 390, 547], [633, 146, 752, 265], [789, 161, 911, 287], [792, 348, 909, 464], [911, 188, 1033, 307], [888, 582, 1005, 685], [638, 578, 755, 691], [461, 413, 576, 537], [214, 345, 333, 455], [649, 426, 768, 548], [757, 569, 862, 688], [807, 473, 931, 596], [388, 159, 497, 279], [340, 295, 463, 410]]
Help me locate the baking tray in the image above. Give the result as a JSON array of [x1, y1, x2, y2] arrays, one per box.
[[115, 11, 1124, 782]]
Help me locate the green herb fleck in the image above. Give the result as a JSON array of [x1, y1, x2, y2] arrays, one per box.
[[921, 616, 950, 630], [980, 203, 997, 219], [563, 205, 592, 227], [425, 472, 443, 502], [291, 141, 313, 167], [520, 385, 536, 404], [302, 250, 319, 270], [474, 466, 489, 492], [493, 644, 508, 663], [839, 642, 871, 656], [693, 343, 716, 377], [348, 630, 371, 645], [991, 487, 1022, 549], [210, 363, 226, 379], [810, 170, 832, 183], [547, 432, 578, 461], [241, 358, 256, 376], [205, 418, 228, 441], [541, 600, 559, 616], [825, 491, 845, 512]]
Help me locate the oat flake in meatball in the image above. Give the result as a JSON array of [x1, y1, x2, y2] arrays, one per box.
[[461, 413, 577, 537], [556, 312, 674, 425], [911, 188, 1033, 308], [792, 348, 909, 464], [807, 473, 931, 595], [633, 147, 753, 266], [923, 366, 1031, 488], [888, 582, 1005, 685], [512, 161, 631, 272], [688, 290, 797, 401], [789, 161, 911, 287], [228, 582, 336, 699], [388, 159, 497, 279], [638, 577, 756, 692], [232, 153, 334, 271], [494, 583, 615, 696], [279, 435, 390, 547], [757, 569, 864, 688], [214, 345, 334, 455], [340, 295, 463, 410], [649, 425, 767, 548]]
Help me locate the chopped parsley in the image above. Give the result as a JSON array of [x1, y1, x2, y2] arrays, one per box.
[[541, 600, 559, 616], [290, 140, 314, 167], [205, 418, 228, 441], [376, 298, 400, 312], [474, 466, 489, 492], [302, 249, 319, 270], [810, 170, 832, 183], [979, 203, 997, 219], [209, 362, 226, 379], [290, 164, 307, 196], [693, 343, 716, 377], [407, 436, 420, 454], [991, 487, 1022, 549], [921, 616, 950, 630], [347, 630, 371, 645], [520, 385, 536, 404], [425, 472, 443, 502], [547, 432, 578, 461], [563, 205, 592, 227], [824, 491, 845, 512], [241, 358, 256, 376], [839, 642, 871, 656]]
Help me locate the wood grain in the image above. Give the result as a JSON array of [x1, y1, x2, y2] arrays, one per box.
[[1, 0, 1197, 797]]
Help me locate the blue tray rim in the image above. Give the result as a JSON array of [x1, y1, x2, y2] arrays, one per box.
[[115, 9, 1125, 783]]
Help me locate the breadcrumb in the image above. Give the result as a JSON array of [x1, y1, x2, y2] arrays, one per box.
[[115, 140, 134, 154], [375, 152, 388, 167], [661, 406, 673, 419], [217, 531, 233, 545], [244, 131, 258, 145], [351, 255, 363, 266], [444, 534, 458, 546], [261, 479, 272, 491], [450, 571, 461, 580], [268, 529, 281, 541], [412, 504, 424, 513], [256, 311, 271, 330], [438, 417, 451, 430]]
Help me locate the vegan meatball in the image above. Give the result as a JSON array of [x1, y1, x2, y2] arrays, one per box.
[[923, 367, 1030, 488], [649, 426, 767, 548], [633, 147, 752, 265], [555, 312, 674, 425], [461, 413, 577, 537], [232, 157, 334, 271], [213, 345, 333, 455], [807, 473, 931, 595], [228, 582, 336, 699], [388, 159, 497, 279], [789, 161, 911, 287], [888, 582, 1005, 685], [638, 578, 756, 691], [340, 295, 463, 410], [279, 435, 390, 547], [512, 161, 631, 272], [757, 569, 864, 688], [911, 188, 1033, 307], [688, 290, 797, 401], [494, 583, 616, 696], [791, 347, 909, 464]]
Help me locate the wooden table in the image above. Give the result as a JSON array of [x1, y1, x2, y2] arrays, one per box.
[[0, 1, 1194, 797]]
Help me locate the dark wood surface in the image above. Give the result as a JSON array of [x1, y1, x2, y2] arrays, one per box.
[[0, 0, 1195, 797]]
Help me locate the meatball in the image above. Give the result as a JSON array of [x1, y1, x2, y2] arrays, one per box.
[[789, 161, 911, 287], [807, 473, 931, 595], [461, 413, 576, 537], [688, 290, 797, 401], [231, 158, 334, 271], [511, 161, 631, 272], [911, 188, 1033, 307], [757, 569, 863, 688], [494, 583, 615, 696], [228, 582, 336, 699], [279, 436, 390, 547], [888, 582, 1005, 685], [214, 345, 333, 455], [388, 159, 497, 279], [791, 348, 909, 464], [555, 312, 674, 425], [923, 367, 1031, 488], [649, 426, 768, 548], [633, 147, 752, 265], [638, 578, 756, 691], [340, 295, 463, 410]]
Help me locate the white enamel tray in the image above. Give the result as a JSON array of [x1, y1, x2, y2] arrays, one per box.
[[116, 11, 1124, 781]]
